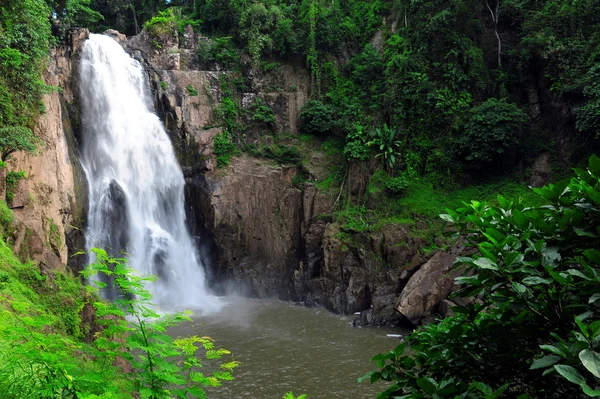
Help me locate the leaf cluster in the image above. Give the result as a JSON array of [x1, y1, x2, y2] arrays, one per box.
[[364, 154, 600, 398]]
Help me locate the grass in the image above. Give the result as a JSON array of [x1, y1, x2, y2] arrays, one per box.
[[367, 171, 547, 221]]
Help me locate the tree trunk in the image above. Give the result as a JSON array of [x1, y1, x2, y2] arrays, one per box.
[[485, 0, 502, 68]]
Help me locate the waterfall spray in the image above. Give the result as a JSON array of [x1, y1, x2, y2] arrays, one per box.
[[79, 33, 219, 312]]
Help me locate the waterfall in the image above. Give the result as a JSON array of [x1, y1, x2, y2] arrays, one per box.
[[79, 33, 219, 312]]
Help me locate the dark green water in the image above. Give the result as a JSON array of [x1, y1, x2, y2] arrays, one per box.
[[171, 298, 406, 399]]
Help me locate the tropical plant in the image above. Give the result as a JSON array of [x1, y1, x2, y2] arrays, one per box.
[[369, 124, 402, 172], [82, 248, 240, 398], [364, 154, 600, 398]]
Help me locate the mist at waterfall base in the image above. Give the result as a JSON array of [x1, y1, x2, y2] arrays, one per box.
[[79, 34, 219, 312]]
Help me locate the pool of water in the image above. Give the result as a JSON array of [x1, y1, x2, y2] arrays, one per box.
[[170, 297, 407, 399]]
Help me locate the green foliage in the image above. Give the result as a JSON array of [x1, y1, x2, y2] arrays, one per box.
[[299, 100, 336, 136], [0, 126, 41, 161], [250, 98, 276, 126], [0, 200, 14, 237], [160, 81, 167, 90], [576, 65, 600, 138], [0, 0, 52, 142], [247, 142, 301, 165], [213, 130, 235, 168], [384, 175, 408, 195], [238, 2, 283, 70], [6, 170, 26, 205], [283, 392, 307, 399], [48, 0, 104, 34], [196, 36, 240, 70], [343, 124, 371, 161], [369, 125, 402, 172], [82, 248, 239, 398], [458, 98, 528, 164], [336, 205, 370, 233], [366, 155, 600, 398], [185, 84, 199, 97], [144, 8, 176, 36]]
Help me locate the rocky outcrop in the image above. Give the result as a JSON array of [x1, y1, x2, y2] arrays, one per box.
[[189, 156, 303, 298], [7, 30, 89, 271], [395, 252, 460, 325]]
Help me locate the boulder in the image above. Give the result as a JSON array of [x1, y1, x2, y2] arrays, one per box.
[[530, 152, 551, 188], [395, 252, 460, 325]]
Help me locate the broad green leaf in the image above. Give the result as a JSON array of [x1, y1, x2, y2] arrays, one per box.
[[567, 269, 591, 280], [554, 364, 586, 385], [357, 371, 375, 383], [589, 154, 600, 177], [522, 276, 551, 286], [540, 345, 567, 358], [582, 383, 600, 397], [504, 252, 524, 267], [530, 355, 561, 370], [589, 294, 600, 305], [512, 282, 527, 294], [416, 377, 437, 395], [473, 257, 498, 270], [439, 213, 454, 223], [584, 249, 600, 264], [579, 350, 600, 378]]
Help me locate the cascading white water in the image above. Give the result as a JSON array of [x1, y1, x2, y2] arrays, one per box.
[[79, 33, 219, 312]]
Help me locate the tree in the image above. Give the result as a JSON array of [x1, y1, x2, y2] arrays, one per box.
[[484, 0, 502, 67], [458, 98, 527, 164], [299, 100, 336, 136], [0, 127, 41, 161]]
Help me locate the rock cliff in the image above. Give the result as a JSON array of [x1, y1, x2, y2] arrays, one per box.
[[6, 29, 88, 273]]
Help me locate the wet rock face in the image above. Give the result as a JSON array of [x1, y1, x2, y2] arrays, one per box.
[[8, 29, 89, 272]]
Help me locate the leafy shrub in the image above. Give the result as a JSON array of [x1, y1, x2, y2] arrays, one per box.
[[261, 143, 301, 165], [365, 154, 600, 398], [299, 100, 336, 136], [160, 80, 167, 90], [337, 205, 370, 233], [0, 0, 52, 129], [458, 98, 528, 164], [384, 175, 408, 195], [82, 248, 240, 398], [0, 200, 13, 236], [369, 124, 402, 171], [144, 9, 175, 36], [250, 98, 276, 126], [0, 126, 40, 161], [576, 64, 600, 138], [0, 270, 9, 284], [343, 124, 371, 160], [6, 170, 26, 204], [197, 36, 240, 70], [186, 84, 199, 96], [213, 130, 235, 168]]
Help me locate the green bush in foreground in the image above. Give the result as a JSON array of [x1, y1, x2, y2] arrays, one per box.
[[0, 244, 239, 398], [83, 248, 240, 398], [364, 155, 600, 398]]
